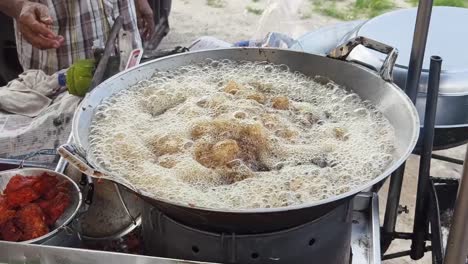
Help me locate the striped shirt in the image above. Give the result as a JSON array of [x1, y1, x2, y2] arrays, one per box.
[[14, 0, 142, 74]]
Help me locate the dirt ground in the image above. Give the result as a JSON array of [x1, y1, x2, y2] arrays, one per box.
[[158, 1, 467, 263]]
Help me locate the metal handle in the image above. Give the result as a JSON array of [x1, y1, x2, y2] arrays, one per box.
[[327, 36, 398, 82], [57, 144, 106, 178], [7, 149, 58, 168]]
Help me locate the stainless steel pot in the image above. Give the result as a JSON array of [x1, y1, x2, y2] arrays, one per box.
[[60, 37, 419, 233], [0, 168, 83, 246]]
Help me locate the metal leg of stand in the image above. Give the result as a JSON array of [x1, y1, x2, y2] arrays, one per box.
[[444, 145, 468, 264], [411, 56, 442, 259], [404, 0, 434, 102], [428, 180, 444, 264], [382, 165, 406, 253]]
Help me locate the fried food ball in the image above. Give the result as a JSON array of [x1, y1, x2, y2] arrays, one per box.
[[333, 127, 349, 141], [191, 123, 211, 139], [152, 135, 184, 156], [240, 123, 266, 145], [191, 119, 268, 173], [212, 139, 240, 165], [194, 140, 240, 168], [191, 120, 241, 140], [234, 111, 247, 119], [224, 80, 242, 95], [159, 156, 178, 168], [246, 93, 266, 104], [224, 159, 255, 183], [194, 142, 214, 168], [271, 96, 289, 110]]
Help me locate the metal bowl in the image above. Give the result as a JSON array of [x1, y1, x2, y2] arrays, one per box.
[[0, 168, 82, 244]]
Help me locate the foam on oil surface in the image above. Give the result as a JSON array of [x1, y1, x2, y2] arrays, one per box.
[[88, 60, 395, 209]]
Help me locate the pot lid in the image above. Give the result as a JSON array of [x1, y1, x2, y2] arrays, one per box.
[[355, 6, 468, 73]]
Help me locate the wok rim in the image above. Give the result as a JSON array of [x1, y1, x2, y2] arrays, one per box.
[[71, 47, 420, 214], [0, 168, 83, 244]]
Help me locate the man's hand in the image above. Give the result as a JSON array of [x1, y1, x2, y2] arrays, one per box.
[[134, 0, 155, 41], [15, 1, 64, 49]]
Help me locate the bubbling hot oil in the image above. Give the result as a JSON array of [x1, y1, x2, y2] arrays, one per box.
[[88, 60, 395, 209]]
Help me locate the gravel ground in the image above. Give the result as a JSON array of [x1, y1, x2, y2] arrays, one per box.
[[157, 1, 467, 263]]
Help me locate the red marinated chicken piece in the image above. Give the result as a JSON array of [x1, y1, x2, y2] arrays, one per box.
[[0, 197, 16, 226], [37, 199, 49, 211], [16, 204, 49, 241], [32, 173, 59, 197], [4, 175, 38, 194], [0, 220, 22, 242], [42, 188, 58, 201], [40, 192, 70, 226], [42, 180, 69, 200], [6, 187, 40, 208]]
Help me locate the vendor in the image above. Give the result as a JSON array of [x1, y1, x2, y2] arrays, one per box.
[[0, 0, 154, 74]]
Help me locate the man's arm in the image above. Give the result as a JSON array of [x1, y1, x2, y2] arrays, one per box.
[[0, 0, 63, 50], [134, 0, 155, 41]]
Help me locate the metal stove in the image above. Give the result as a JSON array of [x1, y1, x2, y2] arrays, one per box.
[[142, 201, 354, 264]]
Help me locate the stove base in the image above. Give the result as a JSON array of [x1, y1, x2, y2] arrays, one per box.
[[142, 201, 353, 264]]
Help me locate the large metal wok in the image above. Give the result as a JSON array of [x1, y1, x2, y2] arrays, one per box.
[[60, 37, 419, 234]]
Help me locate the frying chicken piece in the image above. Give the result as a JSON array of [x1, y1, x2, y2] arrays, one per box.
[[271, 96, 290, 110], [32, 173, 59, 197], [4, 175, 38, 194], [6, 187, 40, 208], [39, 192, 71, 226], [0, 197, 15, 226], [223, 80, 242, 95], [211, 139, 240, 166], [246, 92, 266, 104], [0, 220, 22, 242], [16, 204, 49, 241]]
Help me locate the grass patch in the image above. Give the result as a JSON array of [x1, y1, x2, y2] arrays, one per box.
[[300, 11, 313, 19], [246, 5, 264, 15], [409, 0, 467, 7], [355, 0, 395, 17], [313, 0, 396, 20], [206, 0, 226, 8], [313, 0, 357, 20]]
